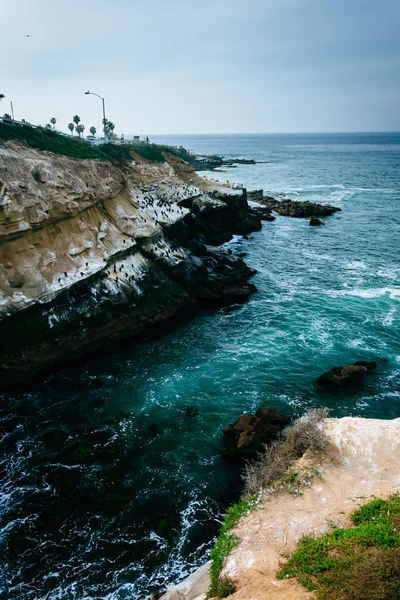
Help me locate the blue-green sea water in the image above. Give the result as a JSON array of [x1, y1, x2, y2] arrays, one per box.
[[1, 133, 399, 599]]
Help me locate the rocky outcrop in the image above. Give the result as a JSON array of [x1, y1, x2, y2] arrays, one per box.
[[160, 416, 400, 600], [309, 216, 323, 226], [317, 361, 377, 389], [221, 407, 291, 458], [248, 206, 276, 222], [0, 142, 262, 390], [260, 197, 341, 218], [187, 154, 256, 171]]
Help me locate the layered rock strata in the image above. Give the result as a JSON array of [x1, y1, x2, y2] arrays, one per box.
[[0, 143, 261, 389]]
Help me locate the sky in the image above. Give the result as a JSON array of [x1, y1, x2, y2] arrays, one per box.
[[1, 0, 400, 134]]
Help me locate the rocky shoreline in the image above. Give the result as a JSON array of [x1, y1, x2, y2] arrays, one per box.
[[0, 142, 262, 391]]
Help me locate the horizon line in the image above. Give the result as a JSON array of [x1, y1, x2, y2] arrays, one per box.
[[145, 131, 400, 136]]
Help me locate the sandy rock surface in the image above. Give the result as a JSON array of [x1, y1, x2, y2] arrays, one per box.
[[223, 417, 400, 599], [165, 417, 400, 600]]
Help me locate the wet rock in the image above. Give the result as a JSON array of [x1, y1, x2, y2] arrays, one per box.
[[191, 233, 207, 255], [62, 442, 94, 464], [183, 405, 200, 418], [221, 407, 291, 459], [309, 216, 323, 226], [102, 487, 132, 512], [249, 206, 276, 222], [317, 361, 377, 389], [247, 189, 264, 202], [45, 465, 82, 494], [39, 429, 68, 450], [261, 197, 341, 218]]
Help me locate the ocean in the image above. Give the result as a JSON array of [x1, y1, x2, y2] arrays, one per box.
[[1, 133, 399, 599]]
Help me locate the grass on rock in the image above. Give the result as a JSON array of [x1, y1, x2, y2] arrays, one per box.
[[0, 122, 185, 164], [208, 496, 258, 598], [277, 494, 400, 599]]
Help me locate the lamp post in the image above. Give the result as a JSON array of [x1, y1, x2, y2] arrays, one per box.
[[85, 91, 106, 139]]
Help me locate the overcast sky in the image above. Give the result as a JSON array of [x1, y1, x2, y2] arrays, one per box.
[[2, 0, 399, 134]]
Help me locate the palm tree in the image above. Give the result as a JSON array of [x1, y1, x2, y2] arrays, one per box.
[[73, 115, 81, 127], [104, 121, 115, 140], [90, 126, 96, 137], [76, 123, 85, 138], [50, 117, 57, 129], [68, 123, 74, 136]]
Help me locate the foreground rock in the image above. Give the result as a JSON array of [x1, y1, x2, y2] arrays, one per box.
[[221, 407, 291, 458], [163, 416, 400, 599], [0, 141, 262, 390], [260, 197, 341, 218], [317, 360, 377, 389], [220, 416, 400, 599], [309, 216, 323, 226], [158, 561, 210, 600]]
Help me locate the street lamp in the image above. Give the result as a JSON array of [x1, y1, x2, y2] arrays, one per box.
[[85, 91, 106, 139]]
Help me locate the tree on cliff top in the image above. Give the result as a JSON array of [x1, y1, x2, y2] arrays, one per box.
[[68, 123, 74, 136], [50, 117, 57, 130], [90, 126, 96, 137], [76, 123, 85, 138]]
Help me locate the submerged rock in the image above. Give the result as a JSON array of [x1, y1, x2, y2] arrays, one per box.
[[317, 360, 377, 389], [309, 216, 323, 226], [221, 407, 291, 458]]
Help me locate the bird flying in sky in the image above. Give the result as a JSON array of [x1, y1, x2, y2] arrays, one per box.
[[24, 34, 33, 37]]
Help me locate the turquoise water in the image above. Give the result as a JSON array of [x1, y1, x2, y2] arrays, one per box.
[[1, 133, 399, 599]]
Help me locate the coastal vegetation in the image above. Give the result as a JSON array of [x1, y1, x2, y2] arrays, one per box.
[[208, 409, 332, 597], [0, 121, 185, 164], [208, 496, 258, 598], [243, 408, 331, 496], [277, 494, 400, 599]]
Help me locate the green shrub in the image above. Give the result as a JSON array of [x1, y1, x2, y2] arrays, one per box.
[[0, 122, 187, 165], [277, 494, 400, 599], [217, 576, 236, 598], [207, 496, 257, 598]]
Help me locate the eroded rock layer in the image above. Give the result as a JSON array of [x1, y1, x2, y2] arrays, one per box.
[[0, 143, 261, 389]]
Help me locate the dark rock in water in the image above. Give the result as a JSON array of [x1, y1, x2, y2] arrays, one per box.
[[221, 407, 291, 459], [62, 442, 94, 464], [247, 189, 264, 202], [39, 429, 68, 450], [183, 405, 200, 418], [45, 465, 82, 494], [249, 206, 276, 222], [260, 197, 341, 218], [309, 216, 323, 226], [191, 233, 207, 256], [317, 361, 377, 389]]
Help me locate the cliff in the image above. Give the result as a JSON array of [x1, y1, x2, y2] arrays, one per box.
[[0, 140, 261, 390], [160, 416, 400, 600]]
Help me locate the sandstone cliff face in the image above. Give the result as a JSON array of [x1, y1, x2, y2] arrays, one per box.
[[0, 142, 260, 389]]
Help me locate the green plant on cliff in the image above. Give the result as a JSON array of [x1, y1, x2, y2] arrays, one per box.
[[0, 121, 185, 166], [277, 494, 400, 599], [243, 408, 331, 496], [207, 496, 258, 598]]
